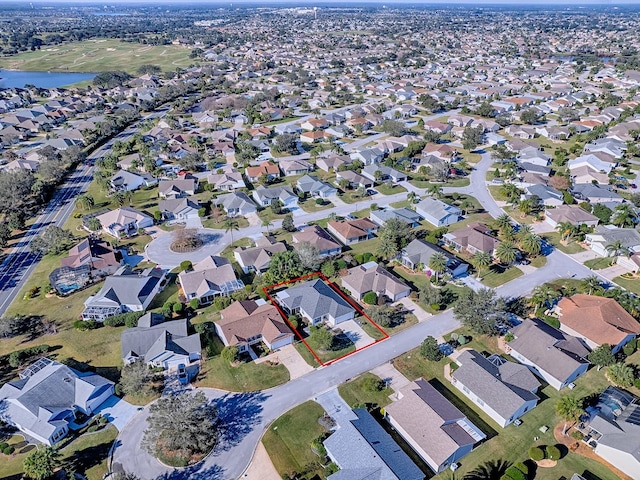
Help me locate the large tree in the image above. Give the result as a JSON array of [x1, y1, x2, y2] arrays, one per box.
[[588, 344, 615, 370], [556, 395, 584, 434], [453, 288, 507, 335], [376, 217, 414, 260], [30, 226, 75, 256], [296, 241, 321, 271], [264, 250, 303, 284], [119, 361, 156, 398], [23, 446, 60, 480], [142, 391, 218, 460], [420, 336, 443, 361]]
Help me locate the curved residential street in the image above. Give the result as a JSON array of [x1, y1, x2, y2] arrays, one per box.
[[112, 145, 611, 479]]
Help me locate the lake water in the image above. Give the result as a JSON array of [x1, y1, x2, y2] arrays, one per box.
[[0, 70, 95, 89]]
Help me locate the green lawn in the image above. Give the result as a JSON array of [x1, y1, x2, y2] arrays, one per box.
[[262, 401, 328, 480], [376, 183, 407, 196], [480, 264, 524, 288], [196, 355, 290, 391], [584, 257, 613, 270], [0, 39, 193, 74], [295, 330, 356, 366], [361, 312, 418, 339], [394, 346, 620, 480], [613, 275, 640, 295], [487, 185, 509, 202], [529, 255, 547, 268], [337, 373, 393, 408], [543, 232, 586, 254], [202, 215, 250, 230], [299, 199, 334, 213]]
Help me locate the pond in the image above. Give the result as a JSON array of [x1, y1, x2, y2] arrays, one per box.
[[0, 70, 95, 89]]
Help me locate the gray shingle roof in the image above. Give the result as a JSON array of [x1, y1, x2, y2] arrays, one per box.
[[277, 279, 354, 321]]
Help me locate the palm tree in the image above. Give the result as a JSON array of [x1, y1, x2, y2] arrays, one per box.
[[581, 275, 603, 295], [428, 252, 448, 283], [427, 184, 443, 199], [606, 240, 629, 263], [262, 219, 273, 234], [520, 233, 542, 256], [87, 217, 102, 232], [556, 221, 577, 244], [608, 362, 635, 387], [495, 213, 513, 233], [495, 241, 519, 265], [75, 194, 95, 211], [611, 203, 637, 227], [556, 395, 584, 435], [113, 191, 126, 207], [223, 217, 240, 245], [530, 285, 561, 310], [460, 199, 474, 215], [518, 198, 534, 218], [473, 251, 492, 279], [407, 191, 418, 204], [463, 459, 511, 480]]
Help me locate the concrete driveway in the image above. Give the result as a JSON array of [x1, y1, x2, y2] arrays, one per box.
[[339, 319, 375, 349], [255, 344, 313, 380], [94, 396, 140, 432], [393, 297, 431, 323]]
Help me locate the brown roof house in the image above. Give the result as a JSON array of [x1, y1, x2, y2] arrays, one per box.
[[245, 161, 281, 183], [556, 294, 640, 354], [216, 299, 294, 354], [327, 218, 378, 245], [292, 225, 341, 257], [544, 205, 599, 229], [234, 235, 287, 274], [443, 223, 500, 258], [178, 256, 244, 306], [385, 379, 486, 473], [342, 262, 411, 303]]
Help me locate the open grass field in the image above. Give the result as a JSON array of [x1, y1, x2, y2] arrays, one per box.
[[0, 39, 194, 75], [196, 355, 290, 392]]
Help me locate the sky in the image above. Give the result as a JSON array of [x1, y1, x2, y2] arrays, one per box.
[[22, 0, 640, 4]]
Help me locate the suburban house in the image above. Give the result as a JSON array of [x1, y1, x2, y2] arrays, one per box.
[[506, 318, 590, 390], [350, 147, 384, 165], [178, 256, 244, 305], [121, 313, 202, 369], [279, 159, 314, 176], [581, 387, 640, 480], [49, 237, 122, 295], [252, 186, 298, 210], [206, 170, 246, 191], [585, 227, 640, 257], [556, 294, 640, 354], [300, 130, 330, 144], [158, 198, 200, 221], [276, 278, 355, 327], [327, 218, 378, 245], [216, 300, 294, 353], [443, 222, 500, 257], [214, 191, 257, 217], [571, 184, 623, 204], [362, 164, 407, 183], [545, 205, 599, 228], [292, 225, 342, 257], [297, 174, 338, 198], [342, 261, 411, 302], [451, 350, 540, 428], [416, 198, 463, 227], [324, 408, 424, 480], [385, 379, 486, 473], [245, 161, 281, 183], [523, 184, 564, 207], [110, 169, 156, 192], [234, 235, 287, 274], [0, 358, 114, 446], [335, 170, 374, 189], [93, 207, 154, 238], [402, 239, 469, 278], [370, 207, 423, 228], [317, 154, 352, 172], [82, 266, 165, 321], [158, 178, 197, 199]]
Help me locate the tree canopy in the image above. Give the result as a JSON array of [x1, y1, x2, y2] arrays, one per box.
[[453, 288, 507, 335]]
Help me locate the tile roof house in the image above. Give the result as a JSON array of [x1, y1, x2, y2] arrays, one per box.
[[158, 178, 197, 199], [214, 191, 257, 217], [342, 262, 410, 302], [276, 278, 355, 327], [121, 313, 202, 369], [234, 235, 287, 274], [82, 266, 165, 321], [585, 227, 640, 257], [507, 318, 590, 390], [416, 198, 462, 227], [584, 387, 640, 479], [556, 294, 640, 354], [327, 218, 378, 245], [451, 350, 540, 428], [316, 154, 352, 172], [245, 161, 281, 183], [94, 207, 154, 238], [544, 205, 599, 228], [279, 158, 314, 176], [0, 358, 114, 446], [443, 222, 500, 257], [324, 408, 424, 480], [297, 174, 338, 198], [216, 300, 294, 353], [402, 239, 468, 278], [178, 256, 244, 305], [292, 225, 342, 257], [252, 186, 298, 210], [385, 379, 486, 473]]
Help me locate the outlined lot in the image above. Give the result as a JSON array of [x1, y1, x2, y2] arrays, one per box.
[[263, 272, 389, 366]]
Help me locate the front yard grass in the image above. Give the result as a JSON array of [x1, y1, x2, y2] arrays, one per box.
[[480, 264, 524, 288], [542, 232, 586, 254], [299, 198, 333, 213], [613, 275, 640, 295], [202, 215, 250, 229], [361, 312, 418, 339], [529, 255, 547, 268], [262, 401, 327, 480], [376, 183, 407, 196], [584, 257, 613, 270], [337, 373, 393, 408], [295, 330, 356, 367], [196, 355, 290, 392]]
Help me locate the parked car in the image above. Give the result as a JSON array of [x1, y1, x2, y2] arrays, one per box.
[[366, 189, 377, 196], [177, 364, 188, 385], [631, 184, 638, 189]]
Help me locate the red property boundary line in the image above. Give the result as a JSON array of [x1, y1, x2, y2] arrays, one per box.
[[263, 271, 389, 367]]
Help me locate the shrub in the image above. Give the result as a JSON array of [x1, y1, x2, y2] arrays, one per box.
[[104, 311, 144, 328], [321, 261, 336, 278], [315, 198, 324, 205], [504, 332, 515, 343], [180, 260, 193, 272], [8, 344, 51, 367], [504, 466, 526, 480], [115, 383, 123, 396], [172, 302, 184, 314], [545, 445, 561, 460], [189, 298, 200, 310], [529, 446, 545, 461], [430, 303, 441, 311], [0, 442, 8, 450], [623, 341, 636, 356], [571, 430, 583, 440], [363, 292, 378, 305], [513, 462, 528, 476], [221, 346, 239, 364], [2, 445, 15, 455], [362, 376, 385, 392], [336, 259, 348, 270], [87, 425, 99, 433], [194, 322, 214, 334], [214, 296, 232, 311], [310, 436, 327, 457], [458, 334, 468, 345], [73, 319, 95, 331]]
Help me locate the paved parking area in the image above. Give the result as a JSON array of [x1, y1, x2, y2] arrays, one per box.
[[393, 297, 432, 323], [255, 344, 314, 380], [340, 319, 375, 349], [242, 443, 280, 480], [94, 396, 140, 431], [371, 363, 411, 394]]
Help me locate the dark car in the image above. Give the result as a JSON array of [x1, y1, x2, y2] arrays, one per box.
[[177, 364, 188, 385], [632, 184, 638, 189], [366, 189, 377, 196]]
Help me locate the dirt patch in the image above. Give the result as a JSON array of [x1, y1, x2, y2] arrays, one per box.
[[535, 459, 557, 468]]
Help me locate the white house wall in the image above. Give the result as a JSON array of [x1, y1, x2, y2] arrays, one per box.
[[595, 443, 640, 480], [508, 347, 588, 390]]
